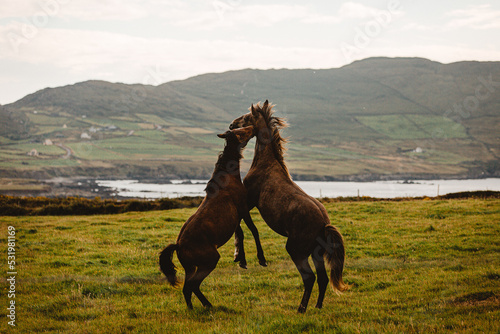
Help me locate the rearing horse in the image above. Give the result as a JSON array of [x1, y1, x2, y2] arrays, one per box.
[[159, 126, 262, 309], [230, 100, 348, 313]]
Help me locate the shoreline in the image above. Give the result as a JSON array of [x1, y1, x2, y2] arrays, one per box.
[[1, 176, 499, 199]]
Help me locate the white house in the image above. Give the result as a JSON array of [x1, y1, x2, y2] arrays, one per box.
[[27, 149, 39, 156]]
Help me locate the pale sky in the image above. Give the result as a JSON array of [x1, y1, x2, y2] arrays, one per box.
[[1, 0, 499, 104]]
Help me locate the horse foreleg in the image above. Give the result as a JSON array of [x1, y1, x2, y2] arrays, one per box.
[[233, 224, 247, 269], [242, 212, 267, 267]]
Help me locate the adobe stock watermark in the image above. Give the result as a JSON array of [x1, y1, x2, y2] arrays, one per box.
[[7, 226, 17, 327], [443, 73, 500, 128], [205, 159, 240, 198], [340, 0, 401, 63], [6, 0, 71, 54]]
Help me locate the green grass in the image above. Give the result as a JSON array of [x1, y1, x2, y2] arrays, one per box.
[[134, 130, 168, 141], [66, 142, 126, 160], [136, 114, 173, 126], [356, 115, 468, 140], [406, 115, 468, 139], [6, 143, 66, 156], [26, 113, 69, 126], [405, 149, 469, 165], [288, 143, 369, 161], [65, 138, 207, 161], [1, 198, 499, 333]]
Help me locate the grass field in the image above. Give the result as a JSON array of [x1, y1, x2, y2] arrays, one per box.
[[1, 198, 499, 333]]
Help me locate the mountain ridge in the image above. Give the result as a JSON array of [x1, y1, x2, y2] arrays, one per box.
[[1, 57, 499, 181]]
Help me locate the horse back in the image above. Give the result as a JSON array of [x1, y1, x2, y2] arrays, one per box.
[[177, 180, 247, 251]]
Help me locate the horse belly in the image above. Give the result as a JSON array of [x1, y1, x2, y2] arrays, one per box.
[[258, 192, 327, 237], [256, 204, 288, 236], [208, 204, 241, 247]]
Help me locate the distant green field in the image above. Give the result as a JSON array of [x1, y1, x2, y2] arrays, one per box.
[[67, 142, 128, 161], [407, 115, 468, 139], [356, 115, 468, 140], [26, 113, 69, 126], [288, 143, 368, 161], [9, 143, 66, 156], [1, 198, 498, 333], [136, 114, 173, 126]]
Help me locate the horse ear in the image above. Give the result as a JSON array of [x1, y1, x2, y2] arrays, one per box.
[[217, 131, 229, 138], [251, 104, 259, 117]]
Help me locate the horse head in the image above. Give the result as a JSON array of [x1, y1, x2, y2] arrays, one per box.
[[218, 125, 255, 147], [229, 100, 270, 130]]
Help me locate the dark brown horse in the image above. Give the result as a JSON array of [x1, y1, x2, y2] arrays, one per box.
[[230, 101, 348, 313], [159, 126, 262, 309]]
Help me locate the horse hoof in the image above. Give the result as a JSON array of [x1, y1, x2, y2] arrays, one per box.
[[239, 262, 247, 269], [315, 304, 323, 309], [259, 261, 268, 267], [234, 253, 245, 263], [297, 305, 307, 313]]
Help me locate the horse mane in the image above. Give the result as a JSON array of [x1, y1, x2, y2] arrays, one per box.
[[253, 102, 290, 177], [205, 134, 243, 193]]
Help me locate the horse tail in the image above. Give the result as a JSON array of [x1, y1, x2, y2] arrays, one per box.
[[323, 225, 349, 293], [159, 244, 181, 287]]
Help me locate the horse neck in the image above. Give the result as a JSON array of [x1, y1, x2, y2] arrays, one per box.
[[252, 139, 289, 178], [212, 142, 242, 178]]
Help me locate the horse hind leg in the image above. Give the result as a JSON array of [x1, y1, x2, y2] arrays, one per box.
[[182, 266, 197, 309], [312, 252, 328, 309], [190, 252, 220, 308], [287, 241, 316, 313], [293, 257, 316, 313]]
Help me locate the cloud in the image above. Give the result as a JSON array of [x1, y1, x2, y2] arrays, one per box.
[[338, 2, 403, 20], [402, 22, 435, 32], [62, 0, 149, 21], [446, 4, 500, 30], [0, 0, 152, 21], [0, 2, 40, 19], [161, 4, 319, 30], [162, 2, 405, 30], [338, 2, 380, 19], [0, 26, 344, 85], [1, 1, 404, 31]]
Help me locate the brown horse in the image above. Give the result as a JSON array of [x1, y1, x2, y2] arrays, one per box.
[[230, 101, 348, 313], [159, 126, 261, 309]]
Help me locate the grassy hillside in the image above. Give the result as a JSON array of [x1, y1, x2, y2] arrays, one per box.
[[1, 57, 499, 180], [1, 198, 499, 333]]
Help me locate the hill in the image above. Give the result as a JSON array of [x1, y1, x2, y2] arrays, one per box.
[[1, 57, 499, 182]]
